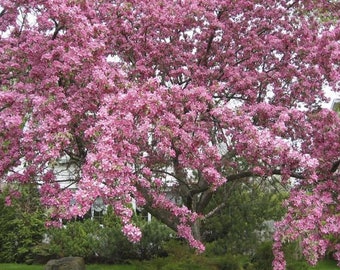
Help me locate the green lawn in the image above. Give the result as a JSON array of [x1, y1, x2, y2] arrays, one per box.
[[0, 264, 137, 270], [0, 260, 338, 270], [309, 260, 339, 270], [87, 265, 137, 270], [0, 265, 42, 270]]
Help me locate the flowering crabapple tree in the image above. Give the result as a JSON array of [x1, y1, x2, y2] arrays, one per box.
[[0, 0, 339, 268]]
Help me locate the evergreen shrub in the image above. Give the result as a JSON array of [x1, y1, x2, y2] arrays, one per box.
[[0, 185, 46, 264]]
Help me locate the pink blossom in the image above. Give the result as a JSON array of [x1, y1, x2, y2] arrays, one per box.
[[122, 224, 142, 243], [0, 1, 339, 266]]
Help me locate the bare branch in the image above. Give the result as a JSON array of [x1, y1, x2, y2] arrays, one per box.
[[204, 201, 226, 220], [61, 179, 79, 190], [151, 169, 187, 185], [272, 169, 304, 179], [0, 8, 6, 18], [287, 1, 298, 10], [0, 101, 14, 113], [227, 171, 254, 181], [51, 19, 64, 40], [331, 160, 340, 173], [226, 169, 305, 182]]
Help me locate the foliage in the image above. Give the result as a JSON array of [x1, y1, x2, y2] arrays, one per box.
[[133, 219, 172, 260], [0, 1, 340, 269], [203, 180, 286, 255], [208, 255, 244, 270], [47, 219, 100, 260], [45, 207, 172, 263], [0, 264, 139, 270], [251, 241, 274, 270], [134, 239, 246, 270], [311, 260, 340, 270], [0, 258, 338, 270], [94, 206, 172, 262], [252, 241, 312, 270], [0, 185, 46, 263]]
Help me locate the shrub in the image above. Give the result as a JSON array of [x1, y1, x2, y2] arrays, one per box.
[[45, 206, 173, 263], [286, 260, 308, 270], [252, 240, 310, 270], [47, 219, 101, 261], [94, 221, 136, 263], [209, 255, 244, 270], [133, 220, 172, 260], [138, 239, 246, 270], [0, 184, 46, 263], [251, 241, 274, 270], [202, 183, 286, 256], [93, 207, 172, 262]]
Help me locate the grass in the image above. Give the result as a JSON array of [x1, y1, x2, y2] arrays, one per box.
[[0, 264, 137, 270], [0, 265, 42, 270], [0, 259, 338, 270], [87, 265, 138, 270]]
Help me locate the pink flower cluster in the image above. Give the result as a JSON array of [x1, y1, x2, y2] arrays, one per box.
[[0, 1, 339, 267]]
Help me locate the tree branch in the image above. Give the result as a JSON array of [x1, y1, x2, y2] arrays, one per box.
[[135, 183, 178, 231], [0, 8, 6, 18], [272, 169, 304, 179], [0, 101, 14, 113], [151, 169, 190, 188], [287, 1, 297, 10], [227, 171, 254, 181], [52, 19, 64, 40], [226, 169, 305, 182], [331, 160, 340, 173], [204, 201, 226, 220]]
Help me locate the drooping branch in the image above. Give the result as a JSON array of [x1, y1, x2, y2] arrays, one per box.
[[136, 183, 178, 232], [142, 204, 178, 232]]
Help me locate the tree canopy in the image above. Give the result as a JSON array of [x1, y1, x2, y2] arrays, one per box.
[[0, 1, 339, 269]]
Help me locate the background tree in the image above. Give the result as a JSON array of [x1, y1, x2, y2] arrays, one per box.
[[0, 1, 339, 268]]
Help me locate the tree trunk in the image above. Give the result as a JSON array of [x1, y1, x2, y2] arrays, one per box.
[[192, 218, 202, 242]]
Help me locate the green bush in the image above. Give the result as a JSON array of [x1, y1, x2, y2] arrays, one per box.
[[93, 207, 172, 262], [202, 182, 286, 256], [162, 239, 193, 260], [94, 220, 136, 263], [0, 184, 46, 263], [47, 219, 101, 261], [45, 206, 172, 263], [286, 260, 309, 270], [135, 239, 249, 270], [133, 220, 172, 260], [251, 240, 310, 270], [251, 241, 274, 270], [205, 239, 229, 256], [209, 254, 244, 270]]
